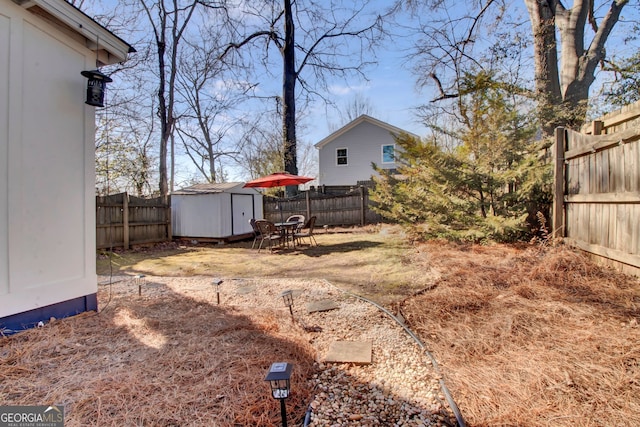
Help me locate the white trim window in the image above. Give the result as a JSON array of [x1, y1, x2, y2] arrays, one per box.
[[336, 148, 348, 165], [381, 144, 395, 163]]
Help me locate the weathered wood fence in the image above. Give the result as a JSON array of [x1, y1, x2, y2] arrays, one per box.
[[96, 192, 171, 249], [263, 186, 383, 226], [553, 101, 640, 275]]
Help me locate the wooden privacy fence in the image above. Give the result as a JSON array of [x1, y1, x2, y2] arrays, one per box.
[[96, 192, 171, 249], [263, 186, 383, 226], [553, 103, 640, 275]]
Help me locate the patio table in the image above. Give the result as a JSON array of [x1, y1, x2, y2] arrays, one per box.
[[274, 221, 300, 248]]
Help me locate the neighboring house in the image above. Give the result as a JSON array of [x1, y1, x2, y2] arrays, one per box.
[[171, 183, 263, 241], [314, 115, 419, 187], [0, 0, 132, 333]]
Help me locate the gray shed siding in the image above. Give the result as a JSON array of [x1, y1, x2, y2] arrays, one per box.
[[317, 120, 398, 186]]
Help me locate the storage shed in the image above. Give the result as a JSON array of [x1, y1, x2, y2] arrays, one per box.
[[171, 183, 263, 241]]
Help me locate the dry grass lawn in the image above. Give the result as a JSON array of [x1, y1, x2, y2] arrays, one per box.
[[3, 226, 639, 426]]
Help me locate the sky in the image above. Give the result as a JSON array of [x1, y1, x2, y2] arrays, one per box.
[[87, 0, 640, 187]]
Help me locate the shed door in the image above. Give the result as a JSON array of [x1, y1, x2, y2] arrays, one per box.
[[231, 194, 254, 235]]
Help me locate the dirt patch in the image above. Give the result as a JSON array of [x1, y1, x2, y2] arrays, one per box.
[[400, 240, 640, 426]]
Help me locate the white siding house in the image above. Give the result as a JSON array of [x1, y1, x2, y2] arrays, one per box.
[[314, 115, 419, 187], [0, 0, 132, 333], [171, 183, 263, 240]]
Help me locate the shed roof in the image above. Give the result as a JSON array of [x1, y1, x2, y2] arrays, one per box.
[[15, 0, 134, 65], [172, 182, 260, 195], [314, 114, 420, 149]]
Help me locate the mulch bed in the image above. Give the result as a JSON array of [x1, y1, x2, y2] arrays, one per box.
[[401, 241, 640, 426], [1, 282, 316, 426]]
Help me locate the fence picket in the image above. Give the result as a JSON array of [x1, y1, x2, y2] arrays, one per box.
[[96, 192, 171, 249], [558, 100, 640, 275]]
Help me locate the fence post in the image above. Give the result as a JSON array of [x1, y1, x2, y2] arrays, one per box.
[[123, 192, 130, 249], [359, 186, 365, 226], [305, 190, 311, 221], [552, 128, 566, 239], [592, 120, 603, 135]]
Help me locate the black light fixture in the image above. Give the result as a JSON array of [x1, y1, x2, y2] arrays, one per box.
[[280, 290, 294, 318], [264, 362, 293, 427], [81, 69, 112, 107]]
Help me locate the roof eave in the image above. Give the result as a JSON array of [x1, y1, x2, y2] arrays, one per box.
[[314, 114, 420, 149], [14, 0, 134, 65]]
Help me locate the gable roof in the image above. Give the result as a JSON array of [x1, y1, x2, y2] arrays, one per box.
[[172, 182, 259, 195], [314, 114, 420, 149], [14, 0, 135, 65]]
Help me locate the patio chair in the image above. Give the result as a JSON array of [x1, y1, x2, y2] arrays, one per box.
[[286, 214, 305, 225], [286, 214, 306, 239], [255, 220, 285, 253], [294, 216, 317, 247], [249, 218, 261, 249]]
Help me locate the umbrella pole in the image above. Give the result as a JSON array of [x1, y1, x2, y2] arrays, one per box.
[[279, 199, 284, 223]]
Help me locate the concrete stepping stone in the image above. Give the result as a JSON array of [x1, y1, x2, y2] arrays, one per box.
[[307, 299, 339, 313], [236, 286, 256, 295], [324, 341, 372, 364]]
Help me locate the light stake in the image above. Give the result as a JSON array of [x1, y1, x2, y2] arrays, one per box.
[[212, 279, 223, 304], [280, 290, 294, 318], [265, 362, 293, 427], [135, 274, 146, 296]]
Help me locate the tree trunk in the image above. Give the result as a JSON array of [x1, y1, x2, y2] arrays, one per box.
[[157, 38, 169, 201], [282, 0, 298, 197], [525, 0, 562, 137], [525, 0, 628, 136]]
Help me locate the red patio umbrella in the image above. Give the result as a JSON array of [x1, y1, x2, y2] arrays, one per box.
[[244, 172, 315, 223], [243, 172, 314, 188]]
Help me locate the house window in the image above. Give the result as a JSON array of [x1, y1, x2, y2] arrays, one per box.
[[336, 148, 348, 165], [382, 144, 395, 163]]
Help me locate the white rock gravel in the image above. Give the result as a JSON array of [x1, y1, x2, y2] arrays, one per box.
[[98, 275, 456, 426]]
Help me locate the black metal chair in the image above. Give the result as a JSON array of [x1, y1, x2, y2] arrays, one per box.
[[294, 216, 317, 247], [249, 218, 261, 249], [255, 220, 285, 252]]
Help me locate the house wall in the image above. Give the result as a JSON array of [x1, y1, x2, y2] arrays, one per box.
[[0, 1, 97, 330], [317, 120, 398, 186]]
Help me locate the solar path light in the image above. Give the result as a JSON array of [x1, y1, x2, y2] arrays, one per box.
[[280, 290, 294, 319], [135, 274, 146, 296], [264, 362, 293, 427], [212, 279, 223, 304]]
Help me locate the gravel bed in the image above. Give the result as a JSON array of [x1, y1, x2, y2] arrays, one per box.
[[99, 275, 456, 426]]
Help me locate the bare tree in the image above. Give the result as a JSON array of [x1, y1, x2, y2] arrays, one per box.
[[235, 109, 316, 190], [175, 23, 254, 183], [525, 0, 629, 134], [138, 0, 227, 200], [406, 0, 634, 136], [222, 0, 385, 196]]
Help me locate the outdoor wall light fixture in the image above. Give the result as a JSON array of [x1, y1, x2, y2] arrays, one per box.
[[81, 69, 112, 107], [280, 290, 294, 318], [265, 362, 293, 427], [212, 279, 223, 305]]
